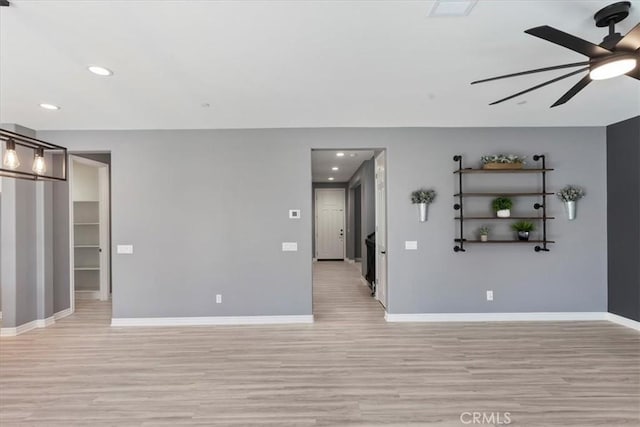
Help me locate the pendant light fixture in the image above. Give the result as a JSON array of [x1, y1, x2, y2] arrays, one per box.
[[32, 147, 47, 175], [2, 138, 20, 169], [1, 129, 67, 181]]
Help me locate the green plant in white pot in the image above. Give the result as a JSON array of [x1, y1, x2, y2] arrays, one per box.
[[492, 197, 513, 218], [479, 226, 490, 242], [411, 189, 436, 222], [557, 185, 584, 220]]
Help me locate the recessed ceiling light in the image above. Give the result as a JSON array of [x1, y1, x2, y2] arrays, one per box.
[[328, 177, 335, 181], [332, 166, 339, 171], [39, 103, 60, 110], [88, 65, 113, 76], [336, 152, 345, 157], [349, 153, 357, 157]]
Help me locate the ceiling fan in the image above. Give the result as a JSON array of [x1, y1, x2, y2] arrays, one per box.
[[472, 1, 640, 107]]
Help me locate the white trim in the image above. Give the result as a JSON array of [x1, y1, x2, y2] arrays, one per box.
[[54, 307, 73, 320], [345, 258, 355, 264], [75, 290, 101, 300], [606, 313, 640, 331], [1, 320, 39, 337], [111, 315, 314, 327], [385, 312, 607, 323], [36, 316, 55, 328], [0, 311, 2, 320]]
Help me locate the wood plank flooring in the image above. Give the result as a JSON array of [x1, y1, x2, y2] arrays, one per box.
[[0, 261, 638, 426]]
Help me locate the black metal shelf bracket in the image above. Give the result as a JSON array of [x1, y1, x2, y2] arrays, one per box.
[[453, 153, 551, 253], [453, 155, 464, 252]]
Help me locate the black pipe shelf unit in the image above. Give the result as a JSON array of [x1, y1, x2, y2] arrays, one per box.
[[453, 154, 554, 253]]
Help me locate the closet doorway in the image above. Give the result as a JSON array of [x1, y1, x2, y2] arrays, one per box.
[[69, 155, 110, 309]]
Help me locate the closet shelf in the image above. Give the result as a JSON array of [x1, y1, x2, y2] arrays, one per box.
[[74, 267, 100, 271]]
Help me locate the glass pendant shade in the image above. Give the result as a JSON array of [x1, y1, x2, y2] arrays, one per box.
[[3, 138, 20, 169], [32, 148, 46, 175]]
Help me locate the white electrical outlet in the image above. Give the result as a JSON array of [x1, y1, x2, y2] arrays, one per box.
[[216, 294, 222, 304], [404, 241, 418, 250], [282, 242, 298, 251], [486, 290, 494, 301], [116, 244, 134, 254]]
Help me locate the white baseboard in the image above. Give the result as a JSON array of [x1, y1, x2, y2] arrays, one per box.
[[54, 307, 73, 320], [1, 319, 39, 337], [76, 290, 101, 300], [360, 276, 369, 287], [345, 258, 355, 264], [385, 312, 607, 323], [36, 316, 55, 328], [112, 314, 314, 327], [0, 310, 69, 337], [606, 313, 640, 331]]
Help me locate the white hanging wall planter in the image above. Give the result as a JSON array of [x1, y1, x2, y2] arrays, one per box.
[[411, 188, 436, 223], [418, 203, 428, 222], [557, 185, 584, 221]]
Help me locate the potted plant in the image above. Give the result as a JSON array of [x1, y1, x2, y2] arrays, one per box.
[[411, 188, 436, 222], [511, 221, 535, 241], [492, 197, 513, 218], [478, 226, 490, 242], [480, 154, 526, 170], [557, 185, 585, 221]]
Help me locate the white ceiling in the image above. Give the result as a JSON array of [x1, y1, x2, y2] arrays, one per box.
[[0, 0, 639, 130], [312, 150, 375, 183]]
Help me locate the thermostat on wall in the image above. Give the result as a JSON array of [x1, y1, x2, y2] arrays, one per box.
[[289, 209, 301, 219]]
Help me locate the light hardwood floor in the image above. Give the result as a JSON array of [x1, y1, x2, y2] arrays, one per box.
[[1, 261, 638, 426]]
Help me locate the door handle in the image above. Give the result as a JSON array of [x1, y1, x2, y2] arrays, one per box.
[[381, 251, 386, 254]]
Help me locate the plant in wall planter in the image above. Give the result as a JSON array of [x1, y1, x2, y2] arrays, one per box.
[[511, 221, 535, 241], [480, 154, 526, 170], [411, 188, 436, 222], [492, 197, 513, 218], [478, 226, 490, 242], [557, 185, 585, 221]]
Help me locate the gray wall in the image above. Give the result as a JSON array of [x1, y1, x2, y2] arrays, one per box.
[[39, 127, 607, 318], [347, 158, 375, 277], [311, 182, 348, 259], [607, 116, 640, 322]]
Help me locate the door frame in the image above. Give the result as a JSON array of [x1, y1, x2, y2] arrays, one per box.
[[314, 188, 346, 260], [68, 155, 111, 312], [374, 151, 388, 308]]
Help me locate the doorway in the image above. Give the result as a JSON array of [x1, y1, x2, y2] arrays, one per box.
[[311, 149, 387, 319], [69, 155, 110, 310]]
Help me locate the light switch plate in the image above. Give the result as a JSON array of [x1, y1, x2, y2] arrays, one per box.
[[486, 290, 494, 301], [282, 242, 298, 251], [117, 244, 134, 255], [405, 241, 418, 250], [289, 209, 301, 219]]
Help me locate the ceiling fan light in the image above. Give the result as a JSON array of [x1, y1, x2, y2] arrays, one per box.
[[589, 57, 637, 80]]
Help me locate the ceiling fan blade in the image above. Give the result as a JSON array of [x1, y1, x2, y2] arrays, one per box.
[[471, 61, 590, 85], [616, 23, 640, 51], [489, 67, 589, 106], [550, 75, 592, 108], [525, 26, 611, 58]]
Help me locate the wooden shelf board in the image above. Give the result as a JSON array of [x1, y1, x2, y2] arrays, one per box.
[[74, 267, 100, 271], [454, 192, 554, 197], [74, 222, 99, 226], [454, 168, 554, 174], [454, 239, 555, 244], [455, 216, 555, 220]]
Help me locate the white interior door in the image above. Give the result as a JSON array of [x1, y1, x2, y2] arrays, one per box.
[[315, 188, 345, 259], [375, 152, 388, 308]]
